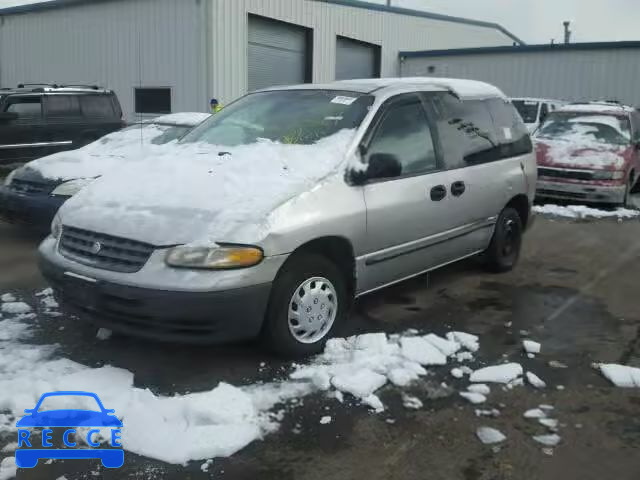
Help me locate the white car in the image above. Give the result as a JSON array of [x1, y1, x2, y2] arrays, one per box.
[[0, 112, 210, 230], [512, 98, 567, 133]]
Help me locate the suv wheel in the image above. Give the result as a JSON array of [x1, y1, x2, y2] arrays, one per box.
[[262, 253, 348, 358], [485, 207, 523, 273]]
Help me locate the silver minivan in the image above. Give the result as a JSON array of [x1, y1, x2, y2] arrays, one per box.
[[38, 78, 537, 357]]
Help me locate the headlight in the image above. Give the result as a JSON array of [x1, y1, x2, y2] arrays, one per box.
[[3, 169, 17, 187], [592, 170, 625, 180], [51, 178, 94, 197], [165, 245, 264, 269], [51, 215, 62, 239]]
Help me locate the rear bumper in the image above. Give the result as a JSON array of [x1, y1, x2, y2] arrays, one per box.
[[0, 185, 66, 230], [38, 253, 272, 344], [536, 179, 626, 204]]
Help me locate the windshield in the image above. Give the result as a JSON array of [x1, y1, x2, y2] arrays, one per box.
[[537, 112, 631, 146], [512, 100, 539, 124], [37, 395, 102, 412], [181, 89, 374, 146]]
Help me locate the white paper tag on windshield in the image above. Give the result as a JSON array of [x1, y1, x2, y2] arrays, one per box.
[[503, 127, 513, 140], [331, 96, 357, 105]]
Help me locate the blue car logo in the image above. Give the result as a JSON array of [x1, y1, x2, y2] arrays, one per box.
[[15, 391, 123, 469]]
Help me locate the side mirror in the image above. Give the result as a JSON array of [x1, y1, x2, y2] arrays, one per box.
[[366, 153, 402, 180], [0, 111, 18, 122]]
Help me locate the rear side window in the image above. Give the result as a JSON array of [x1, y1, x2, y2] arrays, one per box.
[[4, 96, 42, 117], [430, 94, 499, 169], [485, 99, 533, 158], [80, 95, 116, 118], [45, 95, 81, 116]]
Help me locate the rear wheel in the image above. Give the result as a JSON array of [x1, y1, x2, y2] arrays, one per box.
[[262, 253, 348, 358], [484, 207, 523, 273]]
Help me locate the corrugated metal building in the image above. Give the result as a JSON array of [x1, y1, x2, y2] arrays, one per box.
[[0, 0, 521, 119], [399, 42, 640, 107]]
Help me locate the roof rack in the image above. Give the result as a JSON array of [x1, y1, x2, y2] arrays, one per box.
[[59, 84, 102, 90], [17, 83, 59, 88]]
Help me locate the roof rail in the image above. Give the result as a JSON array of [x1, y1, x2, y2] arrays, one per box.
[[59, 84, 102, 90], [17, 83, 59, 88]]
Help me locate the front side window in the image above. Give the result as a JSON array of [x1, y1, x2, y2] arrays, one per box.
[[182, 89, 374, 146], [5, 96, 42, 117], [537, 112, 631, 146], [366, 99, 438, 177]]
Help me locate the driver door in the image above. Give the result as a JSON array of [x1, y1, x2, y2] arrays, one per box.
[[358, 93, 456, 294]]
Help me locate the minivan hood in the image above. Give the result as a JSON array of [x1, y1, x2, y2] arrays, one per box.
[[536, 137, 628, 170], [58, 130, 355, 246]]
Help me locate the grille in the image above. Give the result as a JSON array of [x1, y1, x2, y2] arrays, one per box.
[[538, 168, 594, 181], [9, 178, 55, 195], [59, 226, 154, 273], [537, 189, 588, 200]]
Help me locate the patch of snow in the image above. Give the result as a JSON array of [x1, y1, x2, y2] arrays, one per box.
[[423, 333, 461, 356], [446, 332, 479, 352], [0, 302, 31, 314], [526, 372, 547, 389], [35, 288, 53, 297], [559, 104, 634, 115], [539, 418, 559, 430], [451, 368, 464, 379], [331, 369, 387, 399], [0, 457, 16, 480], [151, 112, 211, 127], [475, 409, 500, 417], [0, 294, 16, 303], [476, 427, 506, 445], [459, 392, 486, 404], [362, 394, 384, 413], [455, 351, 474, 362], [548, 360, 568, 369], [524, 409, 547, 419], [539, 404, 554, 411], [41, 296, 59, 310], [200, 459, 213, 472], [532, 434, 561, 447], [599, 363, 640, 388], [523, 340, 541, 354], [0, 443, 17, 453], [470, 363, 523, 384], [400, 337, 447, 366], [319, 415, 332, 425], [533, 204, 639, 220], [402, 394, 423, 410], [96, 328, 112, 341], [467, 384, 490, 395]]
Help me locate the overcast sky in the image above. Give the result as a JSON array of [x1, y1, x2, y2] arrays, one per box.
[[0, 0, 638, 44]]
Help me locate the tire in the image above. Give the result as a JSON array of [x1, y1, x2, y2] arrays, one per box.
[[262, 253, 349, 358], [485, 207, 523, 273]]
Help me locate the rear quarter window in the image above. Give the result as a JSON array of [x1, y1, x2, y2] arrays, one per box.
[[430, 94, 500, 169], [80, 95, 116, 118]]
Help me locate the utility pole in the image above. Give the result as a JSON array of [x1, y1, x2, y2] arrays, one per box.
[[563, 21, 572, 44]]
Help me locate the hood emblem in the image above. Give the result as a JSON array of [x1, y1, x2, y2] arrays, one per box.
[[90, 241, 102, 255]]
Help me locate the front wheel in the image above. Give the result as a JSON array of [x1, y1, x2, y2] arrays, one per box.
[[262, 253, 349, 358], [484, 207, 523, 273]]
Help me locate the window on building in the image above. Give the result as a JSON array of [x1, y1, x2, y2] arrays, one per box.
[[134, 87, 171, 114], [45, 95, 81, 116], [80, 95, 116, 117], [4, 96, 42, 116]]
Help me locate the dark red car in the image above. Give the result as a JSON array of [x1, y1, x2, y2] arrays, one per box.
[[534, 103, 640, 207]]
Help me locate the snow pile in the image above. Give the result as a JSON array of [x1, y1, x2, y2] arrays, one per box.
[[0, 302, 31, 315], [476, 427, 506, 445], [0, 457, 16, 480], [58, 129, 358, 245], [523, 340, 541, 355], [599, 363, 640, 388], [526, 372, 547, 389], [0, 301, 482, 466], [470, 363, 523, 384], [534, 204, 640, 220]]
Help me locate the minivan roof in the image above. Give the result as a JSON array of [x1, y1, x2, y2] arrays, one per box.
[[512, 97, 566, 103], [259, 77, 506, 100]]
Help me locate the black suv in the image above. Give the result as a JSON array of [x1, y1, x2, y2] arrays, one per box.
[[0, 84, 123, 170]]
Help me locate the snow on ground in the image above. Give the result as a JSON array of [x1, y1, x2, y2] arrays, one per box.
[[459, 392, 486, 404], [401, 394, 423, 410], [476, 427, 506, 445], [533, 204, 640, 220], [532, 434, 561, 447], [470, 363, 523, 384], [319, 416, 332, 425], [0, 302, 31, 315], [524, 408, 547, 419], [523, 340, 541, 354], [467, 384, 491, 395], [0, 457, 16, 480], [598, 363, 640, 387], [526, 372, 547, 389]]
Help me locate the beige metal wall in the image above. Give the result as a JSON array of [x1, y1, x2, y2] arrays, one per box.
[[209, 0, 515, 103]]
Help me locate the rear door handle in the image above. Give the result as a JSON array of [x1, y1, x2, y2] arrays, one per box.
[[451, 181, 466, 197], [430, 185, 447, 201]]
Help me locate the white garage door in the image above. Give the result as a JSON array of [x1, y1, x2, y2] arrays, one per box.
[[336, 37, 380, 81], [248, 16, 309, 92]]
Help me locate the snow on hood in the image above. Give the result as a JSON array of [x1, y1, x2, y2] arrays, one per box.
[[58, 129, 356, 246], [151, 112, 210, 126], [26, 124, 172, 181], [537, 125, 627, 169]]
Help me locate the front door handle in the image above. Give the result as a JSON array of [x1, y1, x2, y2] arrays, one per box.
[[451, 181, 466, 197], [430, 185, 447, 201]]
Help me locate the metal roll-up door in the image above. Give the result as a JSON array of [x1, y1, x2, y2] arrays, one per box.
[[248, 16, 309, 92], [336, 37, 380, 80]]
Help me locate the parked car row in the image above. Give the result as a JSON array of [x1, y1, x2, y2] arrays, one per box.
[[1, 77, 638, 357]]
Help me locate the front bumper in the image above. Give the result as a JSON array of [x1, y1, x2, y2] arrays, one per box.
[[39, 252, 272, 343], [536, 179, 626, 204], [0, 185, 66, 230]]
